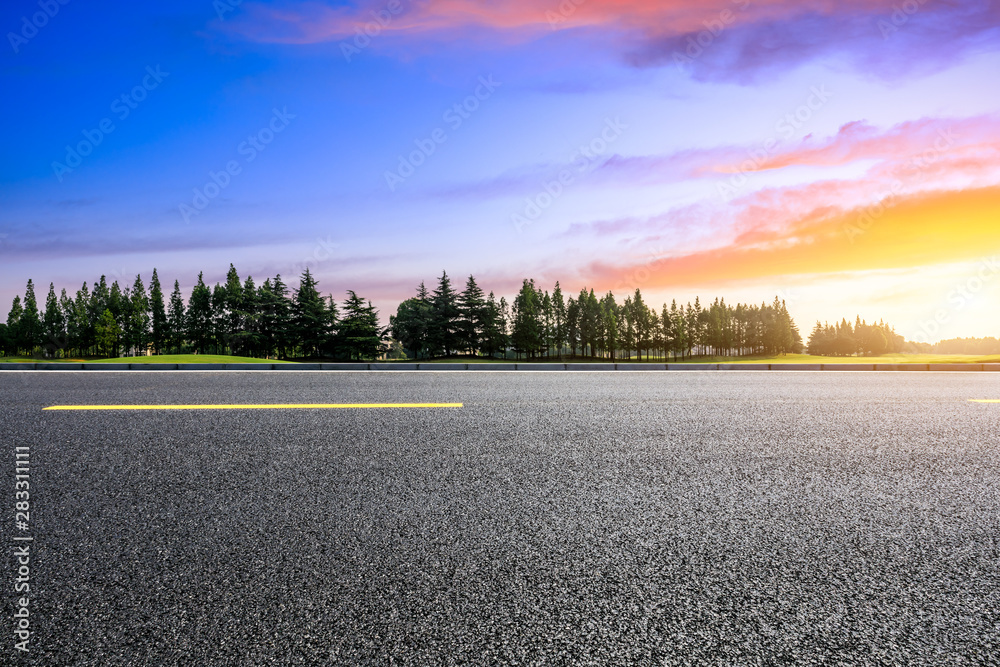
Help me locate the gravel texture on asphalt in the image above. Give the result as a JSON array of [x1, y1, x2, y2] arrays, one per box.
[[2, 371, 1000, 665]]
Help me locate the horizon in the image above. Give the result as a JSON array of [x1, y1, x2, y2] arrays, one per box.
[[2, 1, 999, 345]]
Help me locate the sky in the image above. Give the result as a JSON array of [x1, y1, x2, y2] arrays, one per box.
[[2, 0, 999, 343]]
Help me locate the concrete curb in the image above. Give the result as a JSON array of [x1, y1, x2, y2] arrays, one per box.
[[2, 361, 999, 372]]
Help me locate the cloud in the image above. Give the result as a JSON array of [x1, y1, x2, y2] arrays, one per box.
[[580, 185, 1000, 291], [218, 0, 1000, 80]]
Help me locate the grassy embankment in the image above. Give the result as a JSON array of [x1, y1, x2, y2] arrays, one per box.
[[406, 354, 1000, 365], [5, 353, 999, 365], [2, 354, 295, 364]]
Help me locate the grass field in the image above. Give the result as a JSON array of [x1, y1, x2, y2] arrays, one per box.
[[405, 354, 1000, 365], [5, 353, 999, 365], [2, 354, 295, 364]]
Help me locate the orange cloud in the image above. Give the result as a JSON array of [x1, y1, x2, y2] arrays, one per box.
[[222, 0, 899, 45], [588, 185, 1000, 290]]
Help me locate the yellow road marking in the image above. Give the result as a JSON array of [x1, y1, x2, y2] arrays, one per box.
[[43, 403, 463, 411], [969, 399, 1000, 403]]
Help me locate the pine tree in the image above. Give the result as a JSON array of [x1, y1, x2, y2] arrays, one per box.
[[167, 280, 186, 353], [126, 274, 150, 356], [269, 275, 292, 358], [186, 274, 213, 354], [551, 282, 566, 358], [292, 268, 329, 358], [337, 291, 384, 360], [43, 282, 67, 356], [431, 271, 460, 357], [223, 264, 243, 353], [95, 309, 120, 358], [511, 279, 542, 358], [457, 275, 486, 356], [19, 279, 43, 355], [149, 269, 168, 354], [74, 283, 94, 356], [7, 295, 23, 355], [60, 288, 78, 356]]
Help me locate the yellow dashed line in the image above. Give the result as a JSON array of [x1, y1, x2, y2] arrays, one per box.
[[43, 403, 464, 411]]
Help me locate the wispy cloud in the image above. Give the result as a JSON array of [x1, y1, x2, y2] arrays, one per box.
[[217, 1, 1000, 80]]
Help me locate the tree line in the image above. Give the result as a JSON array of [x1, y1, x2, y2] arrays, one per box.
[[390, 272, 804, 360], [806, 318, 905, 356], [1, 266, 386, 360], [11, 266, 945, 362]]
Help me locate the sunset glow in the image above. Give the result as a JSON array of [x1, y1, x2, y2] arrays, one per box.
[[2, 0, 999, 340]]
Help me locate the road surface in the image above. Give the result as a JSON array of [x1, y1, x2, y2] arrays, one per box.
[[2, 371, 999, 664]]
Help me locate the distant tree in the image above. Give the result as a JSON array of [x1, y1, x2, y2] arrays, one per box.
[[430, 271, 460, 356], [292, 268, 329, 357], [94, 309, 120, 358], [186, 273, 213, 354], [551, 282, 567, 357], [223, 264, 243, 352], [457, 275, 486, 355], [167, 280, 186, 353], [511, 279, 543, 358], [74, 283, 94, 356], [337, 291, 385, 360], [19, 280, 43, 355], [43, 282, 67, 356], [124, 274, 150, 356], [266, 275, 293, 358], [6, 295, 23, 355], [149, 269, 168, 354], [566, 296, 580, 356], [60, 288, 77, 356], [391, 291, 434, 359]]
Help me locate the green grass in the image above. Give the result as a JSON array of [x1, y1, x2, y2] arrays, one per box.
[[2, 354, 295, 364], [6, 353, 999, 365], [405, 353, 1000, 365]]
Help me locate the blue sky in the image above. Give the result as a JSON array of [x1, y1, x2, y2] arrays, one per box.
[[3, 0, 1000, 341]]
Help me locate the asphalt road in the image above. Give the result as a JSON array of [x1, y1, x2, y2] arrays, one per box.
[[2, 371, 1000, 665]]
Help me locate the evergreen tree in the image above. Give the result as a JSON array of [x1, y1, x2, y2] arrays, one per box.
[[224, 264, 243, 352], [431, 271, 460, 356], [167, 280, 186, 353], [292, 268, 329, 357], [125, 274, 150, 356], [457, 275, 486, 355], [551, 282, 567, 358], [7, 295, 22, 355], [19, 279, 43, 355], [337, 291, 384, 360], [61, 288, 78, 356], [149, 269, 168, 354], [43, 282, 67, 356], [94, 309, 120, 358], [74, 283, 94, 356], [269, 275, 293, 358], [186, 274, 213, 354], [511, 279, 543, 358]]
